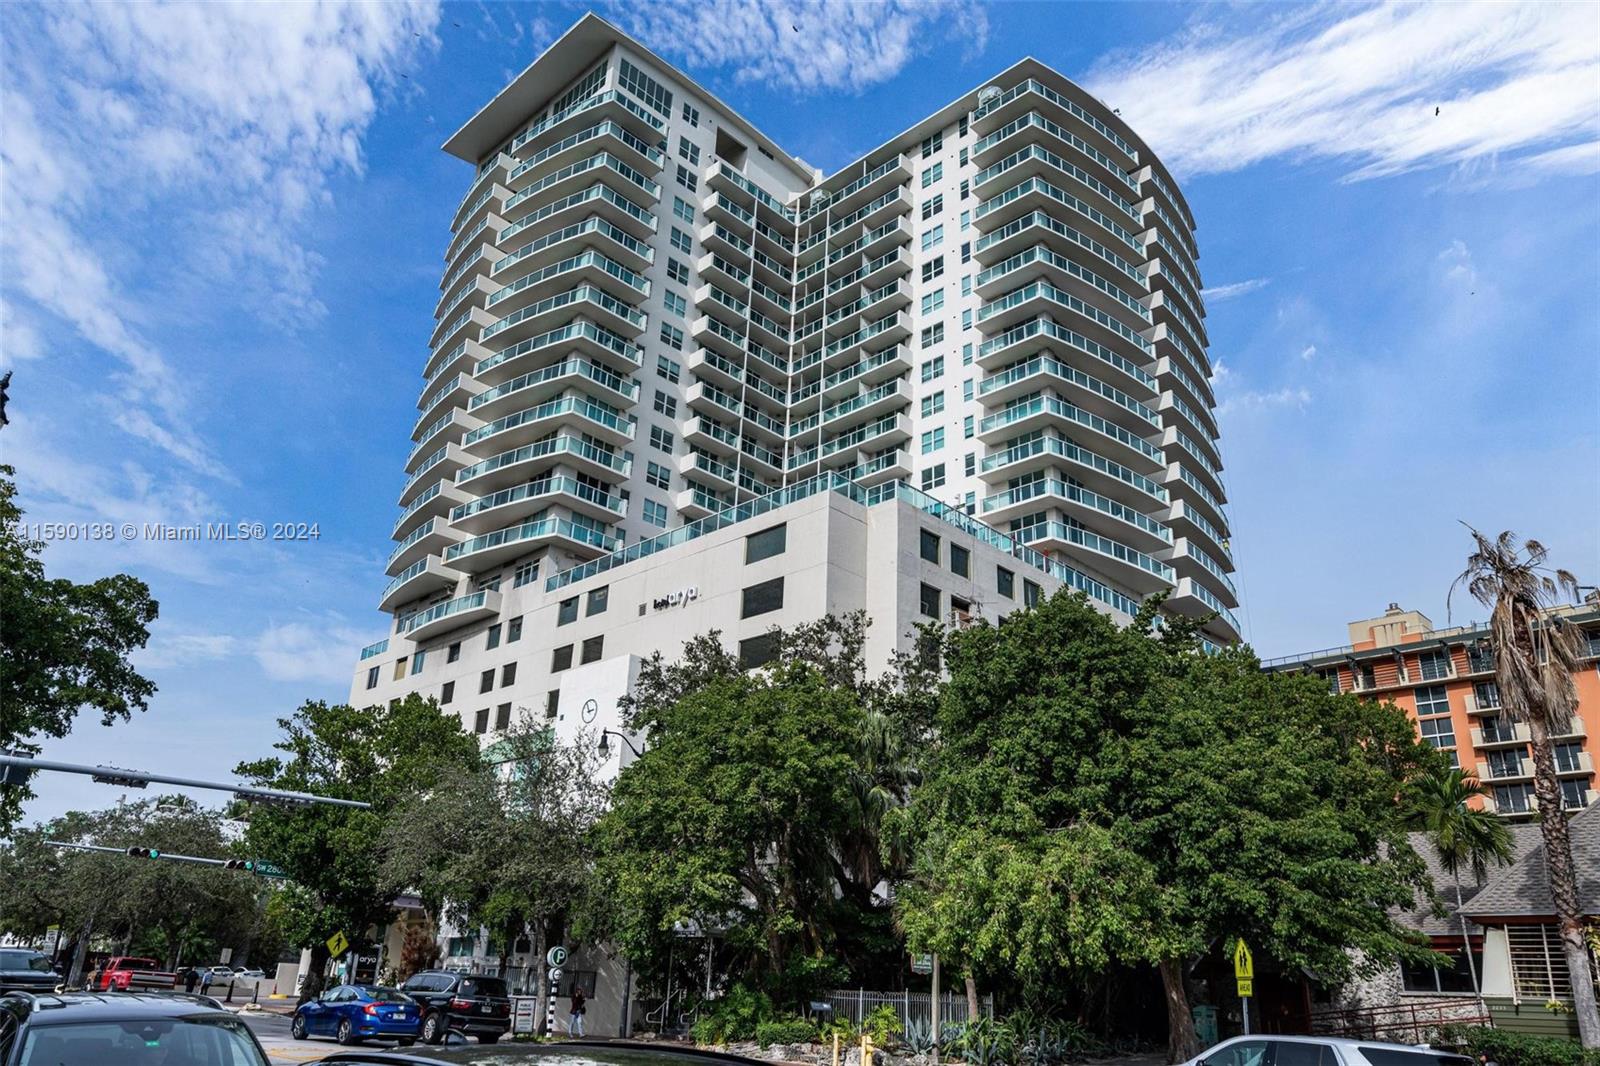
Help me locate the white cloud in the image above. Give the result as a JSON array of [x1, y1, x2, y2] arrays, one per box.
[[1299, 345, 1317, 362], [1085, 2, 1600, 182], [1217, 386, 1313, 416], [0, 1, 439, 476], [137, 632, 240, 671], [608, 0, 989, 94], [254, 619, 374, 686], [1202, 277, 1272, 301]]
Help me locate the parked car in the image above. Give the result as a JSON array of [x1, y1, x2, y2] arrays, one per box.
[[94, 956, 178, 992], [292, 984, 421, 1046], [397, 970, 511, 1045], [0, 989, 270, 1065], [304, 1040, 751, 1064], [0, 950, 59, 996], [1182, 1035, 1476, 1066]]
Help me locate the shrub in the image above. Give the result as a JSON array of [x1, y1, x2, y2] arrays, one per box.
[[1440, 1025, 1600, 1066], [865, 1004, 904, 1046], [757, 1018, 819, 1048], [690, 984, 774, 1045], [946, 1017, 1017, 1066]]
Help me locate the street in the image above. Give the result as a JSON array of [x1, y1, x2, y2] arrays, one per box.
[[237, 1008, 417, 1066]]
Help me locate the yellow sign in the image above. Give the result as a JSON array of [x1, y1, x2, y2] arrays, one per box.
[[326, 931, 350, 958], [1237, 978, 1254, 998], [1233, 939, 1254, 980]]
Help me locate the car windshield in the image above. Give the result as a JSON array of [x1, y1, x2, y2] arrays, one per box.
[[359, 986, 412, 1002], [459, 976, 508, 998], [18, 1016, 267, 1065], [0, 951, 54, 973]]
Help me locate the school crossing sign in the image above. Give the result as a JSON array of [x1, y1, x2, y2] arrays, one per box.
[[1233, 939, 1254, 999]]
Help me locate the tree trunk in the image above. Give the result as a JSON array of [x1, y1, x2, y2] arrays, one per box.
[[1452, 875, 1483, 1010], [532, 924, 550, 1035], [1525, 714, 1600, 1046], [299, 944, 330, 1004], [1159, 956, 1199, 1064], [964, 973, 979, 1021]]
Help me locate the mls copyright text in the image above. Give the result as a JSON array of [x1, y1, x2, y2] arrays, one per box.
[[20, 521, 323, 543]]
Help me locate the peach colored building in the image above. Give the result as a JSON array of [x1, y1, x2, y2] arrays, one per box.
[[1266, 603, 1600, 816]]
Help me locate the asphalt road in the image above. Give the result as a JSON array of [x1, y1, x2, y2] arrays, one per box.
[[238, 1008, 418, 1065]]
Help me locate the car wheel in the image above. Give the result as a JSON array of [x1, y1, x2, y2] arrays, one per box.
[[290, 1014, 307, 1040], [421, 1012, 445, 1045], [479, 1033, 500, 1045], [337, 1018, 359, 1046]]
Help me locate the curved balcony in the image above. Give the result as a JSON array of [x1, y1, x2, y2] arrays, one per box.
[[978, 395, 1164, 474], [498, 183, 656, 249], [982, 478, 1171, 554], [407, 409, 485, 474], [455, 432, 631, 495], [461, 395, 635, 456], [392, 481, 471, 541], [443, 515, 618, 575], [976, 315, 1156, 400], [1166, 579, 1242, 642], [1011, 519, 1174, 596], [485, 251, 650, 322], [386, 516, 460, 576], [496, 216, 654, 285], [975, 243, 1152, 335], [973, 144, 1140, 234], [1163, 498, 1231, 563], [973, 176, 1144, 264], [979, 434, 1168, 510], [501, 152, 660, 226], [506, 120, 663, 194], [379, 555, 458, 614], [468, 357, 638, 421], [509, 89, 665, 160], [977, 353, 1157, 434], [971, 111, 1138, 200], [474, 321, 643, 386], [969, 78, 1138, 169], [399, 589, 501, 641], [1167, 537, 1238, 607], [451, 475, 628, 534], [399, 443, 471, 507]]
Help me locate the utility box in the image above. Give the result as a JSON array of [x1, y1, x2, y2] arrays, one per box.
[[1192, 1005, 1219, 1049]]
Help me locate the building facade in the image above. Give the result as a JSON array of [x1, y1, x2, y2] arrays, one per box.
[[1265, 603, 1600, 816], [351, 12, 1237, 749]]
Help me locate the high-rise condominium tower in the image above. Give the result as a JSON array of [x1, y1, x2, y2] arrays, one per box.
[[351, 15, 1238, 749]]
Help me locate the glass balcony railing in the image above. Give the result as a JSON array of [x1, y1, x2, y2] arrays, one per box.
[[979, 355, 1157, 429], [981, 434, 1168, 503], [456, 433, 630, 484]]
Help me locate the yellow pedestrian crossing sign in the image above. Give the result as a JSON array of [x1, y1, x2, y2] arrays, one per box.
[[326, 930, 350, 958], [1233, 939, 1254, 998]]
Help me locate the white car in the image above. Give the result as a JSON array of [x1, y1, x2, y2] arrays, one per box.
[[1184, 1035, 1473, 1066]]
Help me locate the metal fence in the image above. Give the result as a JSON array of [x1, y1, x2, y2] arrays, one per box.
[[820, 989, 993, 1029]]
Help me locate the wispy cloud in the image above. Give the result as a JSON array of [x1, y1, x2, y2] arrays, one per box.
[[608, 0, 989, 94], [255, 618, 374, 686], [1217, 386, 1313, 417], [1203, 277, 1272, 301], [1085, 1, 1600, 182]]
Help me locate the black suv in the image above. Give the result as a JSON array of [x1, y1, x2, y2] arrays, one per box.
[[0, 990, 270, 1065], [397, 971, 511, 1044], [0, 951, 58, 996]]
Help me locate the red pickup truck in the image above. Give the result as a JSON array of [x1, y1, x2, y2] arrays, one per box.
[[94, 956, 178, 992]]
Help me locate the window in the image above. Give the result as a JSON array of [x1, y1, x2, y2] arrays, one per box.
[[474, 708, 490, 734], [921, 323, 945, 348], [739, 632, 781, 669], [480, 669, 495, 694], [921, 161, 943, 187], [960, 209, 970, 230], [959, 179, 969, 199], [558, 597, 579, 625], [677, 136, 700, 166], [920, 463, 946, 490], [1419, 716, 1455, 750], [669, 227, 693, 254], [1202, 1041, 1271, 1066], [365, 666, 379, 690], [746, 523, 787, 563], [657, 354, 681, 382], [619, 58, 672, 116], [675, 164, 697, 192], [672, 196, 695, 223], [961, 241, 971, 263], [581, 636, 604, 664], [643, 499, 669, 527], [958, 116, 968, 136], [586, 586, 609, 616], [920, 529, 941, 563], [963, 415, 974, 439], [919, 582, 941, 618], [392, 657, 407, 681], [513, 561, 538, 587], [507, 616, 523, 643], [1024, 580, 1042, 607], [921, 194, 943, 220], [649, 425, 674, 453], [1417, 648, 1452, 681], [961, 275, 972, 297], [1414, 685, 1450, 717], [921, 393, 946, 417], [961, 309, 972, 330], [920, 256, 945, 282], [920, 131, 943, 158], [544, 690, 560, 719], [645, 461, 671, 490], [486, 623, 502, 650], [996, 566, 1015, 599], [410, 652, 426, 676], [961, 452, 974, 478], [666, 258, 690, 285], [921, 427, 945, 453], [921, 355, 944, 381], [654, 389, 678, 416], [663, 291, 687, 318], [962, 342, 973, 364], [682, 102, 700, 127], [921, 289, 945, 314], [552, 645, 574, 672], [501, 662, 517, 687], [659, 322, 685, 350], [963, 378, 974, 400], [959, 147, 969, 166], [495, 703, 512, 731], [1269, 1045, 1342, 1066], [921, 225, 944, 250], [441, 680, 455, 704], [741, 576, 784, 618]]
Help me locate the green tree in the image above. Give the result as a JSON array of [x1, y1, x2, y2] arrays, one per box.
[[234, 695, 479, 1000], [896, 591, 1441, 1062], [1404, 765, 1514, 1003], [1452, 530, 1599, 1046], [381, 712, 607, 1011], [0, 464, 159, 833]]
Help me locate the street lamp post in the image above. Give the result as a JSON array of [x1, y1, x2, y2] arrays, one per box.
[[595, 730, 643, 759]]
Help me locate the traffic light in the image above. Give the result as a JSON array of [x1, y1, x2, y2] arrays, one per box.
[[126, 846, 161, 859], [224, 859, 255, 872]]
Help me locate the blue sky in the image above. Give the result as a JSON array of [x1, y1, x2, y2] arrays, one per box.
[[3, 1, 1597, 822]]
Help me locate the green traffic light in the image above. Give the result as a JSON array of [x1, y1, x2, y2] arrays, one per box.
[[149, 850, 160, 859]]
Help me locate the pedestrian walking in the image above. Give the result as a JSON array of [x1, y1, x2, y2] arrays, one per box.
[[183, 967, 198, 994], [568, 986, 586, 1037], [199, 968, 213, 996]]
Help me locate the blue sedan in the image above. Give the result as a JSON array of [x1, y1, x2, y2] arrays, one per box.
[[291, 984, 421, 1045]]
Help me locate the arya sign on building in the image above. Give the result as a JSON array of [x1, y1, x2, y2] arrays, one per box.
[[651, 587, 699, 611]]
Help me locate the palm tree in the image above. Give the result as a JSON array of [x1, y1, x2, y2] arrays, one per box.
[[1451, 529, 1598, 1046], [1404, 765, 1513, 1004]]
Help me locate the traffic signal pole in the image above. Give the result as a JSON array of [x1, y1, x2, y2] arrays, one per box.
[[46, 840, 236, 868], [0, 754, 371, 809]]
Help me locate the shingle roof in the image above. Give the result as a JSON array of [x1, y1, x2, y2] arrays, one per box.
[[1397, 823, 1546, 935], [1459, 803, 1600, 920]]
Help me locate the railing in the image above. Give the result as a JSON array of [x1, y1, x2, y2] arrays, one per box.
[[1307, 999, 1488, 1043], [820, 989, 992, 1029], [359, 639, 389, 661]]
